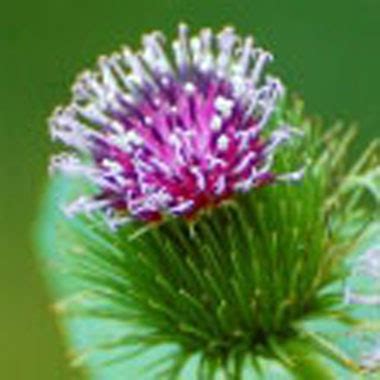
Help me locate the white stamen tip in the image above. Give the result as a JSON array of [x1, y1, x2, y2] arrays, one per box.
[[184, 82, 196, 94], [214, 176, 227, 195], [278, 167, 305, 182], [110, 121, 125, 135], [217, 135, 230, 151], [210, 115, 223, 131], [63, 196, 109, 218], [111, 130, 143, 151], [144, 116, 153, 125], [161, 77, 170, 86], [215, 96, 234, 118], [169, 200, 194, 214], [102, 159, 123, 172]]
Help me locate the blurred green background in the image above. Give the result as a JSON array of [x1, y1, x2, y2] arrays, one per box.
[[0, 0, 379, 378]]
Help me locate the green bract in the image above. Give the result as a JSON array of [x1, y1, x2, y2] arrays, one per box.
[[36, 99, 380, 379]]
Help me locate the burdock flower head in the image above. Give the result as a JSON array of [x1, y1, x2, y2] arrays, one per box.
[[41, 23, 380, 380], [49, 24, 302, 227]]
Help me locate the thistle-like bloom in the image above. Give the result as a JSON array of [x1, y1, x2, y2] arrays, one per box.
[[50, 24, 302, 227]]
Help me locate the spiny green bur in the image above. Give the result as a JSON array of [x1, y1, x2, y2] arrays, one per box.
[[37, 99, 380, 379]]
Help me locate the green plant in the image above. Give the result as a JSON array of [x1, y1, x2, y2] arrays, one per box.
[[37, 97, 380, 379], [37, 24, 380, 379]]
